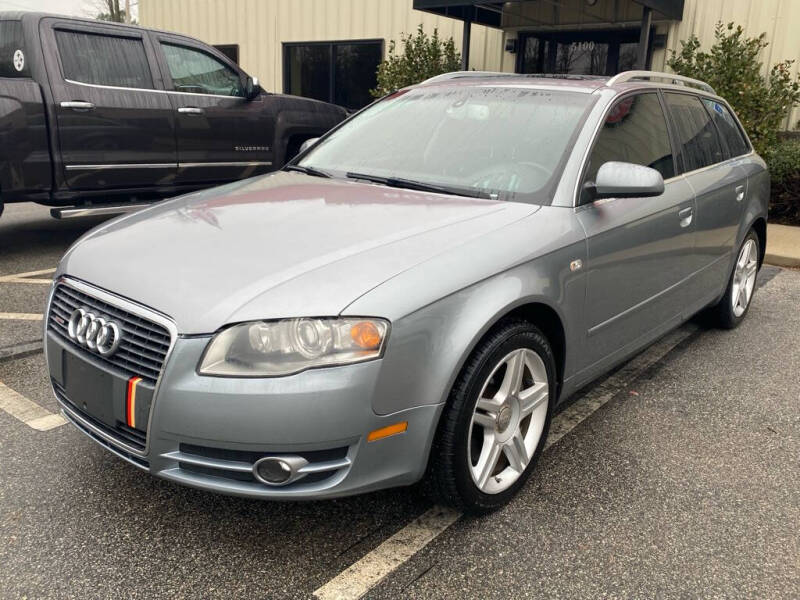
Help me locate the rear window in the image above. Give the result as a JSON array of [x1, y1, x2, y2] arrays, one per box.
[[55, 29, 153, 89], [0, 20, 28, 78], [664, 92, 724, 172], [701, 98, 750, 159]]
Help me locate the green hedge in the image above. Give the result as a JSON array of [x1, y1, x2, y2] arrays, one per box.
[[765, 138, 800, 225]]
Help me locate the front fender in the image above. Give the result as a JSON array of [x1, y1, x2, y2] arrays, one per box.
[[344, 207, 586, 416]]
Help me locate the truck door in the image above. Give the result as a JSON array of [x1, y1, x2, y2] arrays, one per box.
[[151, 34, 275, 185], [41, 19, 176, 190]]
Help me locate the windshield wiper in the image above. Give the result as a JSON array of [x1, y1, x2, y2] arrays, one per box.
[[346, 171, 494, 200], [283, 164, 332, 178]]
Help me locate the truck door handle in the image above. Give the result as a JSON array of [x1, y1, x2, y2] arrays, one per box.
[[177, 107, 204, 115], [678, 206, 693, 228], [60, 101, 95, 111], [735, 185, 745, 202]]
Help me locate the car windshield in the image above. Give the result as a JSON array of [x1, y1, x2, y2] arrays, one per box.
[[298, 85, 594, 203]]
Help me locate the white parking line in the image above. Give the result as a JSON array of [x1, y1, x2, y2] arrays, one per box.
[[0, 312, 43, 321], [313, 323, 699, 600], [0, 381, 66, 431], [314, 506, 461, 600], [0, 267, 56, 284]]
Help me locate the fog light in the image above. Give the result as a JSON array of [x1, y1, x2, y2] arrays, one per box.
[[254, 457, 293, 485]]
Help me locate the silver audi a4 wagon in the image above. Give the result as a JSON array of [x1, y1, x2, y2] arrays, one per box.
[[46, 71, 768, 511]]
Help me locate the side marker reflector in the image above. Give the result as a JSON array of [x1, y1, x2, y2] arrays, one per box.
[[367, 421, 408, 442]]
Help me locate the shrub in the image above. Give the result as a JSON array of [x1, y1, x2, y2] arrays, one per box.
[[764, 138, 800, 225], [667, 22, 800, 157], [371, 26, 461, 98]]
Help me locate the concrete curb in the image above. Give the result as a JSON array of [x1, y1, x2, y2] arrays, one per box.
[[765, 253, 800, 268], [765, 223, 800, 268]]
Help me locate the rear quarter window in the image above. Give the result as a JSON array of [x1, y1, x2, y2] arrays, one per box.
[[0, 20, 29, 78], [701, 98, 750, 158]]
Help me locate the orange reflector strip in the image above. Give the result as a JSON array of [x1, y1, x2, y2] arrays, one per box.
[[126, 376, 142, 428], [367, 421, 408, 442]]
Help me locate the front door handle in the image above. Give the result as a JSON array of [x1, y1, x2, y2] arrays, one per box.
[[678, 206, 693, 228], [177, 107, 204, 115], [60, 101, 95, 111], [735, 185, 745, 202]]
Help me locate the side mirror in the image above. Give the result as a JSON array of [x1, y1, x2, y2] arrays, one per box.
[[299, 137, 320, 154], [591, 161, 664, 200], [244, 76, 261, 100]]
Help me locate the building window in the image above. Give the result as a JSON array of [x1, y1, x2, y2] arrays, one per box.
[[214, 44, 239, 65], [518, 29, 652, 76], [283, 40, 383, 110]]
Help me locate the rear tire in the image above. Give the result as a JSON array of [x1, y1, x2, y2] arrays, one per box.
[[426, 320, 555, 513], [708, 229, 760, 329]]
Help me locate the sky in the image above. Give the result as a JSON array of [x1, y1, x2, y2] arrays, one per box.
[[0, 0, 137, 19]]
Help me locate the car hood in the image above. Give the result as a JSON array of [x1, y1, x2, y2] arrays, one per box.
[[59, 172, 538, 334]]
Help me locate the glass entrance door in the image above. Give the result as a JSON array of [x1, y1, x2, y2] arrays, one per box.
[[518, 29, 649, 76]]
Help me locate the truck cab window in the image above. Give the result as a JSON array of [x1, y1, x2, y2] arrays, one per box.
[[161, 43, 243, 97], [0, 20, 28, 77], [55, 30, 153, 89]]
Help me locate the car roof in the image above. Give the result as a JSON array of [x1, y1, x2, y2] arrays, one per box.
[[415, 71, 719, 98]]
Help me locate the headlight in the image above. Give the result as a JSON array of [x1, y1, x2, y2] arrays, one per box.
[[198, 317, 389, 377]]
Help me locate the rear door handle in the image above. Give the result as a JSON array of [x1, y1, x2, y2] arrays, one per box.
[[177, 107, 204, 115], [678, 206, 693, 228], [60, 101, 95, 111], [735, 185, 745, 202]]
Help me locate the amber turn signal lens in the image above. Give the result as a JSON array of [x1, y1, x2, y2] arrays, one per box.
[[367, 421, 408, 442], [350, 321, 382, 350]]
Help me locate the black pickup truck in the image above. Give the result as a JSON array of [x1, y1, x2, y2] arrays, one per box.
[[0, 12, 347, 218]]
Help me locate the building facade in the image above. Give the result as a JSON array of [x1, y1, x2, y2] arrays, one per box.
[[140, 0, 799, 127]]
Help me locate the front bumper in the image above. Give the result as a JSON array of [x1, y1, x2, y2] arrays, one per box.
[[47, 330, 443, 500]]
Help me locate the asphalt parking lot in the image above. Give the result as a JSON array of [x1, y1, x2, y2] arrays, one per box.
[[0, 201, 798, 599]]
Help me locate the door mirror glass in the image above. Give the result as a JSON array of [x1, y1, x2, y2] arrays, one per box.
[[591, 161, 664, 199], [245, 76, 261, 100], [299, 137, 320, 154]]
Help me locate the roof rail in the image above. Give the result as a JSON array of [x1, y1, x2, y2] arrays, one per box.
[[421, 71, 517, 84], [607, 70, 716, 94]]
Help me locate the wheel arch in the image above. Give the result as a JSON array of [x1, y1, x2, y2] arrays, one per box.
[[447, 298, 568, 406], [751, 216, 767, 267]]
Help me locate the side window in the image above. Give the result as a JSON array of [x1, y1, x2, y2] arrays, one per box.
[[161, 43, 243, 97], [701, 98, 750, 158], [55, 30, 153, 89], [583, 92, 675, 196], [0, 20, 29, 78], [664, 93, 724, 172]]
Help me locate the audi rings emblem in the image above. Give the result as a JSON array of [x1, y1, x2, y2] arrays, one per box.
[[67, 308, 123, 357]]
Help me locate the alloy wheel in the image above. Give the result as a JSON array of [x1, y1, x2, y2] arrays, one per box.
[[467, 348, 549, 494], [732, 238, 758, 318]]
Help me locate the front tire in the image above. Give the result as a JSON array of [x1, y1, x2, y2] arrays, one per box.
[[709, 230, 760, 329], [427, 320, 555, 513]]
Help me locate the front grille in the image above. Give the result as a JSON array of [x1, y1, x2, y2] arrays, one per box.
[[48, 283, 171, 385], [54, 382, 146, 453]]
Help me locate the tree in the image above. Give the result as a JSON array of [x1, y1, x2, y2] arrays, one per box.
[[370, 26, 461, 98], [88, 0, 136, 24], [667, 22, 800, 156]]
